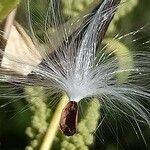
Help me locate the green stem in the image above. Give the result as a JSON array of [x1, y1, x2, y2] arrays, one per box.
[[39, 93, 69, 150]]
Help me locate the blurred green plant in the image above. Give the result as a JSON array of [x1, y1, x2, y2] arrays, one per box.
[[25, 87, 51, 150], [61, 0, 94, 17], [0, 0, 20, 22], [107, 0, 138, 34], [103, 38, 133, 84]]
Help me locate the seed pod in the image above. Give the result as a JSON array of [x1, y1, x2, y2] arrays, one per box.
[[59, 101, 78, 136]]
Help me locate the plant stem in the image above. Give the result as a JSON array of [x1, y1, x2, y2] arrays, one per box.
[[39, 93, 69, 150]]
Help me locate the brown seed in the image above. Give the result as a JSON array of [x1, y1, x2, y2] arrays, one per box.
[[59, 101, 78, 136]]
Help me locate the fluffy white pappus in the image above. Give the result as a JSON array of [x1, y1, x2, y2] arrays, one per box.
[[0, 0, 150, 131]]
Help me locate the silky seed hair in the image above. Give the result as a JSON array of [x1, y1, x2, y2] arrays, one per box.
[[0, 0, 150, 138]]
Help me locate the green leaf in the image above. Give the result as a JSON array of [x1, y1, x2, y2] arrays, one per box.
[[0, 0, 20, 22]]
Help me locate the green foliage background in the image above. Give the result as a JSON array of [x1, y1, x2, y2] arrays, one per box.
[[0, 0, 150, 150]]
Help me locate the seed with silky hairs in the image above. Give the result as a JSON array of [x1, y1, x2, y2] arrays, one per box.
[[59, 101, 78, 136]]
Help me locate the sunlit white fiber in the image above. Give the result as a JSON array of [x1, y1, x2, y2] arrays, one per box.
[[0, 0, 149, 133]]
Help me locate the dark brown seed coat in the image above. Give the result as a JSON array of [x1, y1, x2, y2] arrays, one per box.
[[59, 101, 78, 136]]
